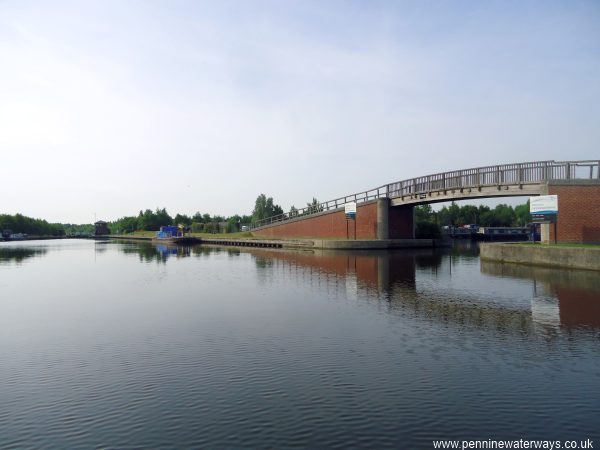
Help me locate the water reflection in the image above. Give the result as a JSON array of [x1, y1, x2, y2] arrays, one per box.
[[222, 246, 599, 333], [0, 245, 48, 265], [112, 241, 600, 331], [241, 248, 538, 334], [118, 243, 194, 263], [481, 260, 600, 328], [116, 242, 243, 263]]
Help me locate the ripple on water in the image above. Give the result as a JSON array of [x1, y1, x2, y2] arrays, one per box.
[[1, 242, 599, 448]]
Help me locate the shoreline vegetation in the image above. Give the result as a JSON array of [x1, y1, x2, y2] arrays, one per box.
[[2, 197, 535, 240], [5, 197, 599, 249]]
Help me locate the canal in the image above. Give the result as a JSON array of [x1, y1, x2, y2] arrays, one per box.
[[1, 239, 599, 448]]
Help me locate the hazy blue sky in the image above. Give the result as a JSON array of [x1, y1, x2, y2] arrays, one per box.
[[1, 0, 599, 223]]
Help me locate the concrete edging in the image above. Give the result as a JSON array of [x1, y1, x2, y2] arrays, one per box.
[[108, 235, 441, 250], [480, 243, 600, 271]]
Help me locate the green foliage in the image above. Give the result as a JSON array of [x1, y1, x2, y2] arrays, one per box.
[[137, 208, 173, 231], [482, 204, 516, 227], [226, 215, 243, 233], [306, 198, 324, 214], [0, 213, 65, 236], [514, 201, 531, 226], [437, 202, 461, 226], [416, 201, 531, 237], [109, 216, 139, 234], [191, 222, 204, 233], [415, 204, 435, 223], [252, 194, 283, 222], [202, 222, 219, 233], [173, 213, 192, 226], [414, 205, 441, 238]]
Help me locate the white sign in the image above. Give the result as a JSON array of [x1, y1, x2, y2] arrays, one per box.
[[344, 202, 357, 214], [530, 195, 558, 214], [345, 202, 357, 219]]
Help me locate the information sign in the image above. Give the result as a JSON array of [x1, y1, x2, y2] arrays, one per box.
[[345, 202, 357, 220], [530, 195, 558, 224]]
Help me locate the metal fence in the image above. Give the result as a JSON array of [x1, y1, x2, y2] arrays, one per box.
[[252, 160, 600, 229]]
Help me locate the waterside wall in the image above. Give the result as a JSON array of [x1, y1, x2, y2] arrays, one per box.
[[480, 243, 600, 271], [252, 199, 414, 240]]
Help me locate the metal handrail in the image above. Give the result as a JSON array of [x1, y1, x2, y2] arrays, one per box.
[[251, 160, 600, 229]]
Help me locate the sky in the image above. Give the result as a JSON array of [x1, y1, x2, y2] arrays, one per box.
[[1, 0, 599, 223]]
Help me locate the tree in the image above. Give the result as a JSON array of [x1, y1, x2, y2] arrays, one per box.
[[227, 215, 242, 233], [514, 201, 531, 226], [0, 213, 64, 236], [415, 204, 435, 223], [415, 205, 441, 238], [252, 194, 283, 222], [109, 216, 139, 234], [457, 204, 479, 226], [306, 198, 324, 214], [174, 213, 192, 226], [137, 208, 173, 231], [437, 202, 461, 226], [490, 204, 515, 227]]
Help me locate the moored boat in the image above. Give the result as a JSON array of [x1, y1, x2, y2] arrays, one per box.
[[152, 226, 201, 245]]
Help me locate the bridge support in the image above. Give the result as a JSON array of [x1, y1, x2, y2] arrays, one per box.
[[376, 198, 389, 239]]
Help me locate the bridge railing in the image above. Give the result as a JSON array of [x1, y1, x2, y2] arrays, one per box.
[[386, 160, 599, 198], [251, 160, 599, 229]]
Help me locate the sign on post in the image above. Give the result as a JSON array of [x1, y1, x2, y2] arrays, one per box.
[[529, 195, 558, 223], [345, 202, 357, 240], [344, 202, 357, 220]]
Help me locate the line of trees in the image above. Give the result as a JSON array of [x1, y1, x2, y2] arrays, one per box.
[[109, 208, 254, 234], [416, 201, 531, 238], [0, 214, 65, 236]]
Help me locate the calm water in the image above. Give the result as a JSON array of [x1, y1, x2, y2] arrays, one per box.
[[1, 239, 599, 449]]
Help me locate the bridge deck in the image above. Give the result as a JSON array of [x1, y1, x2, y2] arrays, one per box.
[[253, 160, 599, 229]]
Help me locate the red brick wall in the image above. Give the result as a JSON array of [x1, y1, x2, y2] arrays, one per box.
[[548, 184, 600, 243], [253, 201, 379, 239]]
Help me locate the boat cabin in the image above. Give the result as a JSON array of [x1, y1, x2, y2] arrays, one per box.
[[155, 225, 182, 239]]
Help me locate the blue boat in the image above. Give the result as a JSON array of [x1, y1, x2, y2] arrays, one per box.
[[153, 226, 201, 245]]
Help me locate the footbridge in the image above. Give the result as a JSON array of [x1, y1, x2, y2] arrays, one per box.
[[252, 160, 600, 244]]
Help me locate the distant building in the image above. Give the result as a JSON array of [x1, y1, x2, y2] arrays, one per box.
[[94, 221, 110, 236]]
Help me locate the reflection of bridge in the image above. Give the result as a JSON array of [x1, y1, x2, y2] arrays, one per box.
[[239, 246, 600, 331], [253, 160, 600, 243]]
